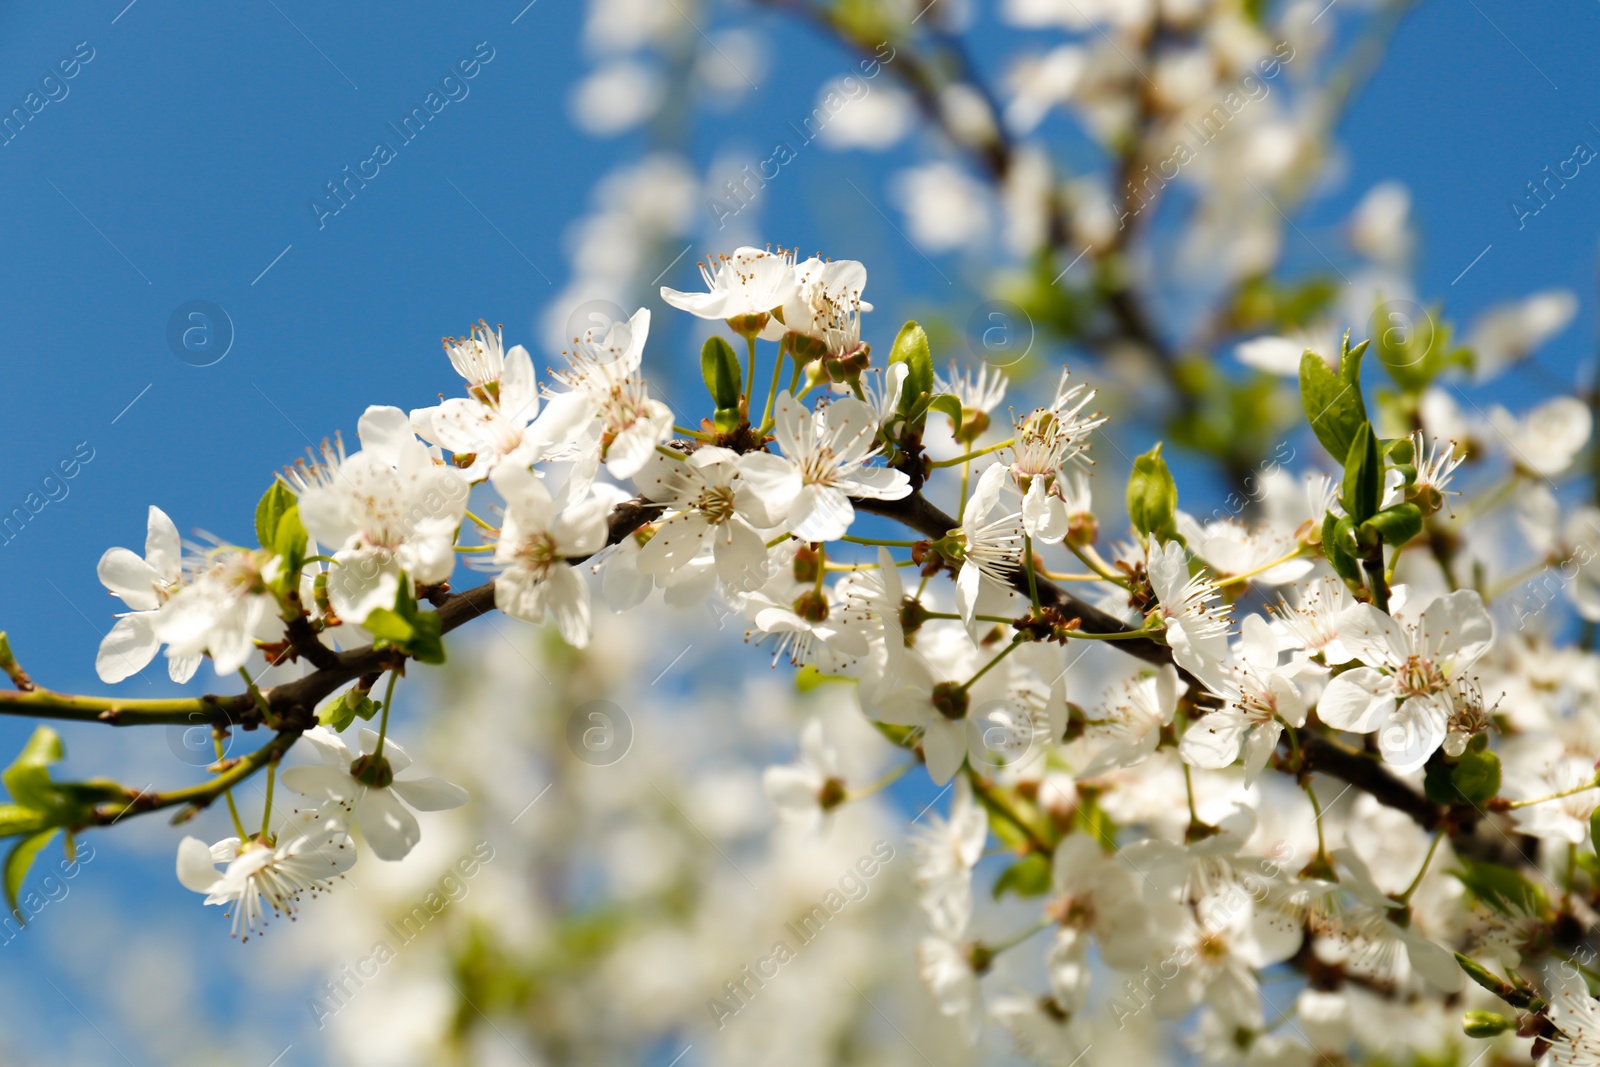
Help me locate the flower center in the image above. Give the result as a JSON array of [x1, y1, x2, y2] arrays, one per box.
[[1397, 654, 1446, 699], [515, 532, 562, 580], [696, 484, 737, 525]]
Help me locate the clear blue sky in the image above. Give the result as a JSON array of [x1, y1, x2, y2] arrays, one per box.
[[0, 0, 1592, 1061]]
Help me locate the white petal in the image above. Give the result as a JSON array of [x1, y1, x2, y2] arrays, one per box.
[[356, 788, 422, 861], [788, 484, 855, 542], [96, 613, 160, 684], [390, 775, 470, 812], [1316, 668, 1393, 733], [356, 405, 417, 466], [175, 836, 222, 894], [96, 547, 161, 611]]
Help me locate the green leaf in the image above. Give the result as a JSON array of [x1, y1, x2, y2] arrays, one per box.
[[365, 586, 446, 665], [1364, 503, 1423, 547], [271, 503, 309, 590], [1322, 514, 1362, 584], [2, 727, 63, 814], [1451, 745, 1501, 805], [401, 611, 445, 664], [1451, 858, 1548, 918], [319, 687, 379, 732], [254, 480, 297, 551], [889, 321, 934, 419], [1340, 423, 1382, 525], [5, 828, 57, 923], [925, 393, 964, 431], [700, 336, 742, 414], [0, 804, 50, 839], [1300, 340, 1369, 464], [992, 852, 1052, 899], [1127, 443, 1179, 542]]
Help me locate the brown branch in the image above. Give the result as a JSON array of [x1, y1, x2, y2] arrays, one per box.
[[853, 493, 1172, 666]]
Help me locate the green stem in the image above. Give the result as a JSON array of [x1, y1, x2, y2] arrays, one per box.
[[1068, 542, 1130, 588], [928, 439, 1015, 469], [960, 636, 1022, 692], [744, 334, 757, 418], [260, 762, 276, 839], [0, 688, 238, 727], [92, 732, 299, 827], [1505, 776, 1600, 809], [1302, 779, 1331, 867], [982, 916, 1052, 956], [1394, 826, 1445, 906], [216, 735, 247, 840], [758, 340, 788, 432], [373, 669, 402, 762], [1023, 534, 1042, 613], [238, 667, 275, 727], [1214, 548, 1308, 588], [846, 761, 913, 802], [840, 535, 922, 548]]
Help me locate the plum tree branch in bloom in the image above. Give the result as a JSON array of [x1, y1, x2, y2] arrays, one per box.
[[0, 225, 1595, 1066]]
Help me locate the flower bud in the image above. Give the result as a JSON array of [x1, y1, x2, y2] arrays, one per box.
[[1461, 1010, 1513, 1038]]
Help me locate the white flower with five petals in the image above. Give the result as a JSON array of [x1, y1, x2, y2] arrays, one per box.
[[737, 393, 910, 542], [1316, 590, 1493, 772], [289, 406, 470, 625], [281, 726, 468, 862], [489, 465, 610, 648], [94, 505, 199, 683]]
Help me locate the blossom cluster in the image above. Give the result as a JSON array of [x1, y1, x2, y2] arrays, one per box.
[[1, 233, 1598, 1067]]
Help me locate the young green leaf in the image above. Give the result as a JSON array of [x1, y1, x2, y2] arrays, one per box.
[[700, 335, 742, 414], [254, 480, 297, 550], [992, 852, 1052, 899], [319, 687, 380, 732], [1450, 858, 1548, 919], [5, 828, 58, 923], [271, 504, 309, 592], [1340, 423, 1382, 525], [1364, 503, 1423, 547], [2, 727, 64, 815], [890, 321, 934, 418], [1300, 344, 1368, 464]]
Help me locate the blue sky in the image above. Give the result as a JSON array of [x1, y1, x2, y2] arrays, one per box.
[[0, 0, 1593, 1061]]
